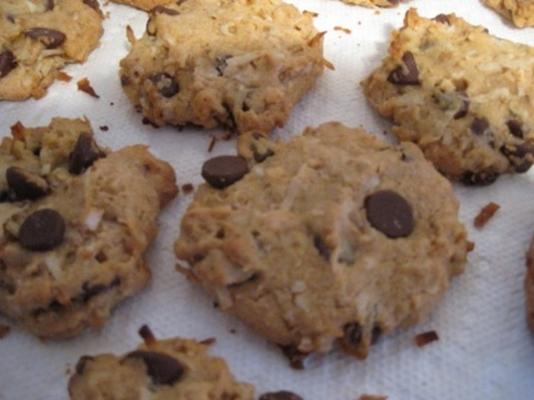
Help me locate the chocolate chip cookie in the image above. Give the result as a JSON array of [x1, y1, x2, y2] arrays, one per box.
[[175, 122, 471, 362], [0, 0, 103, 101], [484, 0, 534, 28], [526, 234, 534, 332], [68, 325, 254, 399], [119, 0, 327, 134], [0, 118, 177, 339], [362, 9, 534, 185], [110, 0, 174, 11]]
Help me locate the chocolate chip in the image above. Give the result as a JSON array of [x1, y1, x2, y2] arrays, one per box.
[[313, 235, 330, 261], [500, 143, 534, 173], [279, 345, 307, 370], [259, 391, 304, 400], [25, 28, 66, 49], [453, 96, 469, 119], [343, 322, 362, 345], [83, 0, 100, 11], [45, 0, 55, 10], [201, 155, 249, 189], [433, 14, 450, 24], [79, 277, 120, 303], [125, 351, 185, 385], [149, 73, 179, 98], [387, 52, 420, 85], [19, 209, 65, 251], [6, 167, 48, 200], [507, 120, 523, 138], [68, 133, 103, 175], [215, 55, 231, 76], [151, 5, 180, 15], [0, 50, 17, 78], [365, 190, 414, 238], [470, 117, 489, 135], [75, 356, 94, 375], [461, 170, 499, 186]]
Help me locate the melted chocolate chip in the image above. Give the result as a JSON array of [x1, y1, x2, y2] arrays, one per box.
[[364, 190, 414, 238], [149, 73, 179, 98], [68, 133, 103, 174], [151, 5, 180, 15], [201, 155, 249, 189], [19, 209, 65, 251], [0, 50, 17, 78], [387, 52, 420, 85], [125, 351, 185, 385], [75, 356, 94, 375], [313, 235, 330, 261], [259, 391, 304, 400], [25, 28, 66, 49], [83, 0, 100, 11], [343, 322, 362, 345], [507, 120, 523, 139], [470, 117, 489, 135], [433, 14, 450, 24], [6, 167, 48, 200], [461, 170, 499, 186]]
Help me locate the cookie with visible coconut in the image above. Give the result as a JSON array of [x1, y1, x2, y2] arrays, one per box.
[[0, 0, 103, 101], [362, 9, 534, 185], [119, 0, 327, 134], [0, 117, 177, 339], [175, 122, 471, 364]]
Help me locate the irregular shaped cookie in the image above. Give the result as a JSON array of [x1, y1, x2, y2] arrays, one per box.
[[68, 325, 255, 399], [110, 0, 174, 12], [484, 0, 534, 28], [526, 235, 534, 332], [119, 0, 327, 134], [175, 122, 471, 361], [362, 9, 534, 185], [0, 118, 177, 339], [0, 0, 103, 101], [341, 0, 403, 7]]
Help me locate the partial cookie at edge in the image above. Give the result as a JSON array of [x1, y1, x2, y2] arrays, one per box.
[[484, 0, 534, 28]]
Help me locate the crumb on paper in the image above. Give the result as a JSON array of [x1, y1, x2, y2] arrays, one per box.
[[182, 183, 194, 194], [359, 395, 387, 400], [77, 78, 99, 99], [414, 330, 439, 347], [110, 102, 114, 106], [208, 135, 217, 152], [57, 72, 72, 82], [99, 125, 109, 132], [303, 10, 319, 17], [126, 25, 136, 45], [10, 121, 25, 139], [474, 202, 500, 229], [0, 323, 11, 339], [229, 328, 237, 334], [334, 26, 352, 34], [200, 337, 216, 345]]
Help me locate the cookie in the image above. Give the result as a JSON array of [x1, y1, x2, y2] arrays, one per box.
[[68, 325, 255, 399], [362, 9, 534, 185], [110, 0, 174, 12], [0, 118, 177, 339], [341, 0, 403, 7], [484, 0, 534, 28], [119, 0, 327, 134], [526, 234, 534, 332], [175, 122, 471, 361], [0, 0, 103, 101]]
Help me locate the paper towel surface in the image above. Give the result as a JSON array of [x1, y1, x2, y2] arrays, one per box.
[[0, 0, 533, 399]]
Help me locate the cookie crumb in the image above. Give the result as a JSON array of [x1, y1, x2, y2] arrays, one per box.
[[474, 202, 500, 229], [334, 26, 351, 34], [77, 78, 99, 98], [208, 136, 217, 152], [57, 72, 72, 82], [10, 121, 25, 139], [414, 330, 439, 347], [303, 10, 319, 17], [0, 323, 11, 339], [182, 183, 194, 194], [99, 125, 109, 132], [359, 395, 387, 400], [110, 102, 114, 106]]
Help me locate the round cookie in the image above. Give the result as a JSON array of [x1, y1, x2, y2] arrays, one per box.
[[110, 0, 174, 12], [362, 9, 534, 185], [0, 118, 177, 339], [484, 0, 534, 28], [119, 0, 327, 134], [68, 326, 255, 400], [525, 234, 534, 332], [0, 0, 103, 101], [175, 122, 471, 362]]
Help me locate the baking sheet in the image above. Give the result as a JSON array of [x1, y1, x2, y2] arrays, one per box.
[[0, 0, 533, 399]]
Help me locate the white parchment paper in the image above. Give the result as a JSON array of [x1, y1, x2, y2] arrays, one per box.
[[0, 0, 533, 399]]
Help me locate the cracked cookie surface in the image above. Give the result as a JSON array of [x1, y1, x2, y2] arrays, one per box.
[[484, 0, 534, 28], [362, 9, 534, 185], [119, 0, 326, 134], [0, 118, 177, 339], [0, 0, 103, 101], [175, 122, 470, 361]]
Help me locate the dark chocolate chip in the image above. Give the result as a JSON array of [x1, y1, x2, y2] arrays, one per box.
[[19, 209, 65, 251], [313, 235, 330, 261], [201, 155, 249, 189], [0, 50, 17, 78], [25, 28, 66, 49], [500, 142, 534, 173], [343, 322, 362, 346], [79, 277, 121, 303], [151, 5, 180, 15], [68, 132, 103, 175], [83, 0, 100, 11], [461, 170, 499, 186], [371, 325, 382, 345], [45, 0, 55, 10], [125, 351, 185, 385], [507, 120, 523, 139], [259, 391, 304, 400], [215, 55, 231, 76], [149, 73, 179, 98], [387, 52, 420, 85], [453, 96, 469, 119], [364, 190, 414, 238], [470, 117, 489, 135], [0, 190, 11, 203], [75, 356, 94, 375], [433, 14, 450, 24], [6, 167, 48, 200], [278, 345, 307, 370]]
